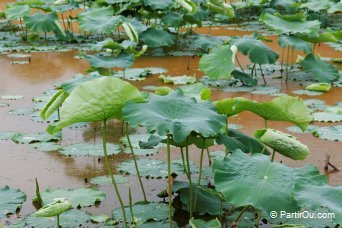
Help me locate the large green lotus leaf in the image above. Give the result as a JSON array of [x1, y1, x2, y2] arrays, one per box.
[[79, 15, 121, 34], [294, 184, 342, 224], [113, 202, 172, 224], [81, 52, 134, 69], [260, 13, 320, 35], [234, 96, 313, 131], [189, 35, 223, 52], [199, 44, 236, 80], [232, 36, 279, 65], [278, 35, 312, 54], [214, 98, 240, 117], [140, 28, 175, 48], [58, 74, 101, 93], [312, 125, 342, 141], [11, 209, 90, 228], [118, 159, 185, 178], [90, 175, 128, 186], [313, 112, 342, 122], [292, 89, 323, 96], [0, 186, 26, 218], [305, 83, 331, 92], [189, 218, 221, 228], [300, 0, 334, 12], [30, 142, 62, 152], [216, 129, 268, 154], [123, 89, 226, 143], [120, 133, 166, 149], [301, 54, 340, 82], [55, 0, 79, 12], [40, 90, 68, 120], [231, 70, 257, 86], [159, 75, 196, 85], [5, 5, 30, 20], [12, 132, 61, 144], [213, 150, 327, 216], [24, 12, 59, 33], [59, 143, 121, 156], [0, 131, 21, 140], [298, 32, 338, 43], [33, 188, 105, 208], [179, 83, 212, 101], [254, 129, 309, 160], [78, 6, 113, 19], [143, 0, 174, 10], [123, 148, 159, 156], [51, 77, 142, 132], [161, 12, 183, 28], [35, 199, 72, 217]]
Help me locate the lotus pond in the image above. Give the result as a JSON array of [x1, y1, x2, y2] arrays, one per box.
[[0, 0, 341, 227]]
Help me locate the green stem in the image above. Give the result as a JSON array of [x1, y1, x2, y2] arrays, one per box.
[[128, 187, 135, 225], [225, 118, 229, 156], [185, 142, 193, 219], [235, 56, 245, 73], [180, 147, 187, 175], [233, 205, 250, 224], [194, 139, 205, 211], [271, 149, 276, 162], [207, 148, 211, 167], [167, 135, 173, 228], [125, 123, 147, 202], [285, 46, 290, 83], [258, 64, 266, 85], [102, 120, 127, 227], [281, 48, 284, 72]]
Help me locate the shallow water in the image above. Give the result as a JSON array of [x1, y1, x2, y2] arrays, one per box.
[[0, 14, 341, 226]]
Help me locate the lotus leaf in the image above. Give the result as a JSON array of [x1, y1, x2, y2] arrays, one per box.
[[31, 142, 62, 152], [304, 99, 327, 112], [0, 186, 26, 218], [123, 89, 226, 143], [232, 36, 279, 65], [294, 184, 342, 224], [81, 52, 134, 69], [254, 129, 309, 160], [24, 12, 60, 33], [143, 0, 174, 10], [12, 132, 60, 144], [278, 35, 312, 54], [12, 209, 90, 228], [33, 188, 106, 208], [55, 0, 79, 12], [59, 143, 121, 156], [89, 214, 110, 223], [1, 95, 24, 100], [5, 5, 30, 20], [118, 159, 185, 178], [0, 131, 21, 140], [113, 202, 172, 224], [50, 77, 143, 133], [312, 125, 342, 141], [199, 44, 237, 80], [40, 90, 68, 120], [231, 70, 257, 86], [9, 107, 33, 116], [90, 175, 129, 186], [313, 112, 342, 122], [189, 218, 221, 228], [260, 13, 320, 35], [140, 29, 175, 48], [298, 32, 338, 43], [189, 35, 223, 52], [301, 54, 340, 82], [161, 12, 184, 28], [292, 89, 323, 96], [35, 199, 72, 217], [159, 75, 196, 85], [305, 83, 331, 92], [286, 125, 318, 134], [155, 87, 173, 96], [0, 103, 9, 107], [179, 83, 212, 100], [300, 0, 335, 12], [123, 148, 159, 156], [213, 150, 327, 216]]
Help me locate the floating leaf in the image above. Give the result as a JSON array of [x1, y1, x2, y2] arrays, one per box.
[[113, 202, 172, 224], [232, 36, 279, 65], [90, 175, 128, 186], [140, 28, 175, 48], [12, 209, 90, 228], [304, 99, 327, 111], [254, 129, 309, 160], [0, 103, 9, 107], [81, 52, 134, 69], [118, 159, 185, 178], [50, 77, 143, 133], [12, 132, 60, 144], [143, 0, 174, 10], [199, 44, 237, 80], [179, 83, 212, 100], [305, 83, 331, 92], [159, 75, 196, 85], [213, 150, 326, 216], [8, 107, 33, 116], [189, 218, 221, 228], [0, 131, 21, 140], [286, 125, 318, 134], [312, 125, 342, 141], [292, 90, 323, 96], [0, 186, 26, 218], [313, 112, 342, 122], [260, 13, 320, 35], [278, 35, 312, 54], [301, 54, 340, 82], [123, 89, 226, 143], [59, 143, 121, 156], [30, 142, 62, 152], [0, 95, 24, 100], [89, 214, 110, 223], [123, 148, 159, 156], [33, 188, 106, 208]]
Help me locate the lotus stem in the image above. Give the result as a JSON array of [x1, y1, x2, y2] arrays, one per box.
[[102, 120, 127, 227], [57, 214, 60, 228], [271, 149, 276, 162], [180, 147, 187, 174], [128, 187, 135, 225], [258, 64, 266, 85], [166, 135, 173, 228], [125, 123, 147, 202], [233, 205, 250, 224], [280, 48, 284, 72], [194, 139, 205, 211], [235, 56, 245, 73], [250, 64, 256, 77], [225, 118, 229, 156], [185, 142, 193, 219], [207, 148, 211, 166], [285, 46, 290, 83]]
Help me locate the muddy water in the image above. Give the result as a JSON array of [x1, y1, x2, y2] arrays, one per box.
[[0, 28, 341, 225]]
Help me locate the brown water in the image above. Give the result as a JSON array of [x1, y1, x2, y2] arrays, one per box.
[[0, 6, 341, 225]]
